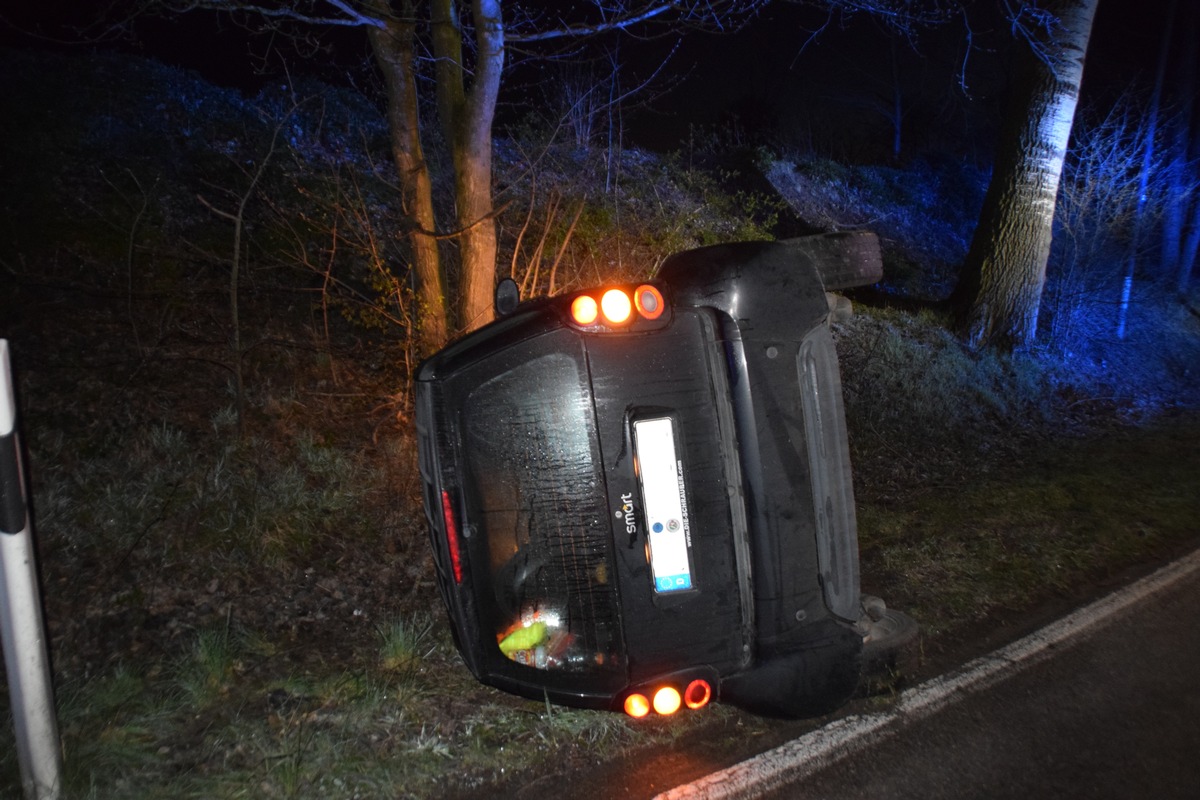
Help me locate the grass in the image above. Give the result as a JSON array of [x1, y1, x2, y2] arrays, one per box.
[[377, 614, 433, 676], [840, 304, 1200, 644], [2, 610, 734, 798], [857, 411, 1200, 641], [31, 407, 382, 574], [835, 307, 1057, 448]]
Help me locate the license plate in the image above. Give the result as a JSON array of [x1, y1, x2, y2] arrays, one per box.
[[633, 417, 694, 593]]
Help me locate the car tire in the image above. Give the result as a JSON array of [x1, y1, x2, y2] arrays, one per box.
[[720, 621, 863, 719], [857, 599, 920, 693], [782, 231, 883, 290]]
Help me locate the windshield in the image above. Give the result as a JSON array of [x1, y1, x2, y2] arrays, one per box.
[[462, 350, 624, 674]]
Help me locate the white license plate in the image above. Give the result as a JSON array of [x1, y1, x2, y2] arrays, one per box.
[[632, 417, 694, 593]]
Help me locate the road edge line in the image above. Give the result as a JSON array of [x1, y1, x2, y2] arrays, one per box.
[[655, 547, 1200, 800]]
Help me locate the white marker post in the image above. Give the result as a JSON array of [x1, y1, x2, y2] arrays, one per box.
[[0, 340, 62, 800]]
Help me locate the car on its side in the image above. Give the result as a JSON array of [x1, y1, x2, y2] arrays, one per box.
[[415, 232, 912, 719]]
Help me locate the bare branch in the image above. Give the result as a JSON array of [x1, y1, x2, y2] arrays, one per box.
[[509, 3, 674, 42], [789, 8, 834, 69], [160, 0, 385, 28], [508, 1, 768, 43]]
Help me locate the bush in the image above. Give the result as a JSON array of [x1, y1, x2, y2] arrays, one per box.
[[494, 130, 788, 298], [834, 307, 1057, 452]]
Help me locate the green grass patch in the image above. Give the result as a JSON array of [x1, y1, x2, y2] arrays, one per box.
[[858, 418, 1200, 638], [32, 411, 383, 574], [376, 614, 434, 676]]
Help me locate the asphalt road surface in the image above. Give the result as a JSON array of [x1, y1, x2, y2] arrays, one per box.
[[666, 550, 1200, 800]]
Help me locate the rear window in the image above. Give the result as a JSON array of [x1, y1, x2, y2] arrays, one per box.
[[461, 350, 624, 674]]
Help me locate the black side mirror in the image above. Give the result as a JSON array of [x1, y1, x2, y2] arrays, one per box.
[[494, 278, 520, 317]]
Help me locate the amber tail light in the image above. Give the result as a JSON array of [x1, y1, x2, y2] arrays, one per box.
[[600, 288, 633, 324], [652, 686, 682, 715], [570, 294, 599, 325], [568, 284, 666, 330], [624, 693, 651, 718], [623, 678, 712, 718]]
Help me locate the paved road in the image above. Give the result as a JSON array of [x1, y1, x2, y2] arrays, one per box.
[[667, 550, 1200, 800]]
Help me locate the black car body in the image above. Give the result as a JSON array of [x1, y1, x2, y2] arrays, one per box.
[[415, 233, 884, 718]]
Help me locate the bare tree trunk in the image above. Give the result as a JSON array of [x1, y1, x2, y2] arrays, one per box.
[[952, 0, 1099, 350], [367, 1, 449, 355], [146, 1, 773, 353], [197, 121, 283, 436], [1116, 0, 1176, 338], [1164, 2, 1197, 296], [1180, 151, 1200, 294], [433, 0, 504, 335], [889, 37, 902, 161]]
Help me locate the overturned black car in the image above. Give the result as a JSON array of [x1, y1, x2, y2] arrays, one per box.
[[415, 233, 914, 719]]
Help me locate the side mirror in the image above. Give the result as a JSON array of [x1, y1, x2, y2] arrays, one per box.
[[494, 278, 520, 317]]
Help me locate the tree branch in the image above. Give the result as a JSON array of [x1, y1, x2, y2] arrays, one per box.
[[162, 0, 386, 28], [508, 1, 767, 43]]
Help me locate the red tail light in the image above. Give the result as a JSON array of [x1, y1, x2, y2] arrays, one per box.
[[634, 284, 665, 320], [684, 679, 712, 710], [440, 490, 464, 584]]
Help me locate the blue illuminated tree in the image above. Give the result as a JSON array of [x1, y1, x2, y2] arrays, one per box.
[[1160, 1, 1199, 298], [950, 0, 1100, 350], [791, 1, 1104, 349]]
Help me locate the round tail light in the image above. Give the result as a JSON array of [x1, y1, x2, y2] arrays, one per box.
[[684, 679, 712, 710], [652, 686, 682, 716], [571, 294, 599, 325], [624, 693, 651, 718], [635, 284, 665, 320], [600, 289, 632, 324]]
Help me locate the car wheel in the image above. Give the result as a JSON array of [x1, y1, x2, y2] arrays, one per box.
[[857, 595, 920, 693], [782, 231, 883, 290]]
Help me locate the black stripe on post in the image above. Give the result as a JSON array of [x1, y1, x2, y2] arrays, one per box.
[[0, 430, 26, 535]]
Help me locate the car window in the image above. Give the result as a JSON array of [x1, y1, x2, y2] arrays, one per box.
[[463, 351, 624, 673]]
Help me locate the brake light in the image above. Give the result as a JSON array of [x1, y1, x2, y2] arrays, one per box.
[[652, 686, 682, 716], [568, 284, 666, 331], [440, 490, 463, 584], [684, 679, 712, 710], [634, 284, 665, 320], [570, 294, 599, 325], [624, 693, 651, 718], [624, 679, 711, 718], [601, 289, 632, 324]]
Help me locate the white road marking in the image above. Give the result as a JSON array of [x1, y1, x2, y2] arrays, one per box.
[[656, 547, 1200, 800]]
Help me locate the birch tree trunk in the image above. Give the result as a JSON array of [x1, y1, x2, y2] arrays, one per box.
[[953, 0, 1100, 350]]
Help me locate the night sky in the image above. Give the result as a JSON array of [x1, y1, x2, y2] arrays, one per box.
[[0, 1, 1182, 157]]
